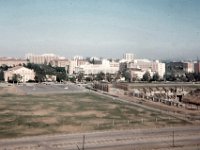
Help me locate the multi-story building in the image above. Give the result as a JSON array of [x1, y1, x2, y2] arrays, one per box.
[[194, 61, 200, 73], [68, 57, 87, 75], [123, 53, 134, 62], [0, 57, 27, 67], [76, 59, 119, 75], [127, 59, 165, 79], [50, 59, 70, 73], [4, 66, 35, 82], [26, 53, 59, 64], [50, 59, 70, 67], [183, 62, 194, 73], [165, 61, 195, 77], [165, 61, 185, 77]]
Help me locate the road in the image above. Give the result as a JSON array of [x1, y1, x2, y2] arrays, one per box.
[[1, 125, 200, 150]]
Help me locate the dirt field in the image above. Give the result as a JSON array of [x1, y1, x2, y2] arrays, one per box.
[[0, 92, 190, 139]]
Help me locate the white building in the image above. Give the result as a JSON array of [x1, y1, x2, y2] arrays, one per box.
[[68, 59, 87, 75], [4, 66, 35, 82], [127, 59, 165, 79], [183, 62, 194, 73], [123, 53, 134, 62], [76, 59, 119, 75], [129, 68, 152, 80], [26, 53, 59, 64]]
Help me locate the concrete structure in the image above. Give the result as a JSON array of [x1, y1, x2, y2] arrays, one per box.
[[183, 62, 194, 73], [194, 61, 200, 73], [127, 59, 165, 79], [76, 59, 119, 75], [123, 53, 134, 62], [26, 53, 59, 64], [69, 59, 87, 75], [129, 68, 147, 80], [0, 58, 27, 67], [166, 61, 195, 76], [4, 66, 35, 82], [165, 61, 185, 77]]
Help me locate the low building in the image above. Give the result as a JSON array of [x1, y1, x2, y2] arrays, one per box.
[[4, 66, 35, 82], [50, 59, 70, 67], [127, 59, 165, 78], [76, 59, 119, 75], [129, 68, 145, 80]]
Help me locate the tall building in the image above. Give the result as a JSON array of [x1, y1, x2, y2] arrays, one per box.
[[26, 53, 59, 64], [127, 59, 165, 79], [165, 61, 195, 76], [194, 61, 200, 73], [123, 53, 134, 62], [68, 58, 87, 75], [183, 62, 194, 73], [76, 59, 119, 75]]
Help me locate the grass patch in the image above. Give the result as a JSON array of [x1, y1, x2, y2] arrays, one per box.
[[0, 92, 190, 139]]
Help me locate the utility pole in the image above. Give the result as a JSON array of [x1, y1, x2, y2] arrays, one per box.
[[82, 135, 85, 150], [172, 130, 175, 147], [76, 135, 85, 150]]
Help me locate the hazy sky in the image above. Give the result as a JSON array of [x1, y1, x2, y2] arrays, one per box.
[[0, 0, 200, 59]]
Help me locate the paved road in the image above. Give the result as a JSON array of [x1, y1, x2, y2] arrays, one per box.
[[1, 125, 200, 150]]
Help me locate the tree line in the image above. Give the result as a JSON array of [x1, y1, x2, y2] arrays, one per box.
[[0, 63, 67, 83]]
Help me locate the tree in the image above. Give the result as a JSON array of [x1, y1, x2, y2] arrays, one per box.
[[56, 73, 67, 82], [55, 67, 67, 82], [106, 73, 112, 82], [124, 71, 131, 82], [185, 73, 195, 82], [12, 74, 22, 83], [96, 72, 105, 81], [0, 70, 4, 81], [152, 72, 160, 81], [25, 63, 68, 82], [77, 73, 84, 82], [115, 71, 121, 81], [69, 76, 76, 83], [165, 73, 176, 81], [194, 73, 200, 81], [142, 71, 151, 82]]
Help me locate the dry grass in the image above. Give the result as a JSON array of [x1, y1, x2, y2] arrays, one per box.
[[0, 92, 190, 139]]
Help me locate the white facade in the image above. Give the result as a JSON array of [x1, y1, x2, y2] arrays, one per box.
[[127, 59, 165, 78], [76, 59, 119, 75], [4, 66, 35, 82], [69, 60, 77, 75], [123, 53, 134, 62], [26, 53, 59, 64], [129, 68, 154, 80], [68, 59, 87, 75], [183, 62, 194, 73]]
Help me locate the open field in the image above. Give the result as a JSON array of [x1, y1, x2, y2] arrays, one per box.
[[0, 92, 190, 139]]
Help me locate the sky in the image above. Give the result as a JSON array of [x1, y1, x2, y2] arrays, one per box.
[[0, 0, 200, 60]]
